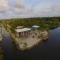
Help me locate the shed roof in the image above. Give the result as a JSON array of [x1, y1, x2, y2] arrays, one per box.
[[16, 26, 24, 29], [32, 25, 40, 28]]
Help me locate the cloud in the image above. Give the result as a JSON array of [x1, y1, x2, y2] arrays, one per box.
[[0, 0, 60, 19], [13, 0, 33, 15], [11, 0, 60, 18], [0, 0, 8, 14], [9, 0, 35, 18], [32, 2, 60, 17]]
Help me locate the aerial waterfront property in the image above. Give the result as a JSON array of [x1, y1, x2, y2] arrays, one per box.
[[1, 18, 54, 51], [15, 25, 40, 37], [0, 0, 60, 59], [13, 25, 48, 50], [0, 17, 60, 59]]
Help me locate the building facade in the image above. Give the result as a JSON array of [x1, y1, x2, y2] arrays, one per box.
[[15, 28, 31, 37]]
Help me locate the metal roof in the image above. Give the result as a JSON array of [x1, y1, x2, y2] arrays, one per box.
[[15, 28, 31, 32], [32, 25, 40, 28]]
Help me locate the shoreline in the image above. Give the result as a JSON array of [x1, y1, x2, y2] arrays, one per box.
[[11, 30, 48, 51], [4, 25, 48, 51], [17, 38, 42, 51]]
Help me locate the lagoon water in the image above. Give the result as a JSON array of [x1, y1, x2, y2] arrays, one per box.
[[2, 27, 60, 60]]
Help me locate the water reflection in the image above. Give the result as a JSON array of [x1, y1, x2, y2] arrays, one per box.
[[2, 27, 60, 60]]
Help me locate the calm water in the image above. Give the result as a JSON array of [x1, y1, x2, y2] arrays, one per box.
[[2, 27, 60, 60]]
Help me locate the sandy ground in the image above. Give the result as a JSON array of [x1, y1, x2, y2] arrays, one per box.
[[15, 31, 48, 50]]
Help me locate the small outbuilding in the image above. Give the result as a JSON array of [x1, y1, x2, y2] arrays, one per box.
[[32, 25, 40, 30]]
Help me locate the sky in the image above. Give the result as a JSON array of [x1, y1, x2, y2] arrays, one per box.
[[0, 0, 60, 19]]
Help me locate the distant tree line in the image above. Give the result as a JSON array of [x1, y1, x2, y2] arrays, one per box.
[[1, 17, 60, 32]]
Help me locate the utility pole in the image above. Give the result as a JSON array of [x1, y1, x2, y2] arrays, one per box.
[[1, 25, 2, 35], [0, 22, 2, 36], [6, 21, 7, 30]]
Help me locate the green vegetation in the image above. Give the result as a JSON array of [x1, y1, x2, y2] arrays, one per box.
[[0, 48, 3, 60], [1, 17, 60, 32]]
